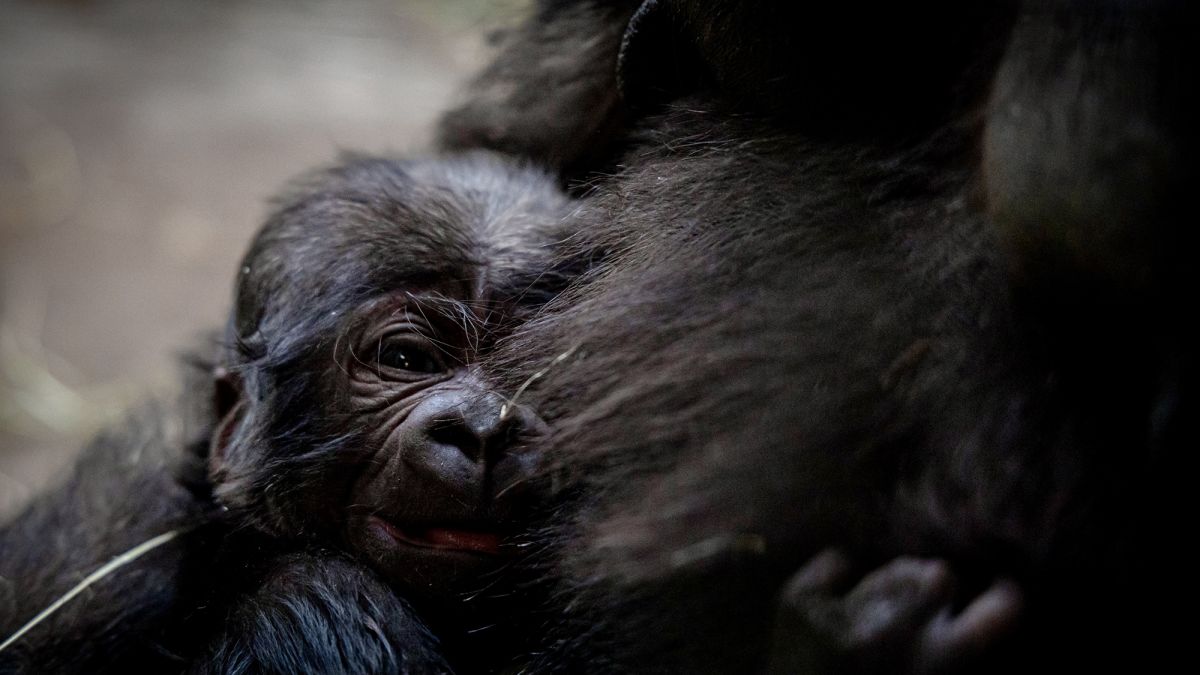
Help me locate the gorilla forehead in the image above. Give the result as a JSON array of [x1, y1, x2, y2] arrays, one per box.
[[252, 153, 564, 288], [233, 152, 569, 344]]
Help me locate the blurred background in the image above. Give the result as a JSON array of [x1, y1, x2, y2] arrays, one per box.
[[0, 0, 520, 517]]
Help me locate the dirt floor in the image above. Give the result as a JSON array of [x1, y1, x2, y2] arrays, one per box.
[[0, 0, 514, 517]]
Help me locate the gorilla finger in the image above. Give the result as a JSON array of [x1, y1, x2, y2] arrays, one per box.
[[841, 558, 955, 647], [915, 579, 1024, 673], [781, 548, 856, 601]]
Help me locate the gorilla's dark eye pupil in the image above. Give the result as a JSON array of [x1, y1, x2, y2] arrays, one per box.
[[378, 343, 439, 373]]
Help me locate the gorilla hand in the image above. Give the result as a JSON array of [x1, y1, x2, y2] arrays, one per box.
[[768, 550, 1022, 674]]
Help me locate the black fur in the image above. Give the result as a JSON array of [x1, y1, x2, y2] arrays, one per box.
[[0, 395, 214, 673], [440, 0, 642, 175], [439, 0, 1196, 672], [192, 554, 447, 675]]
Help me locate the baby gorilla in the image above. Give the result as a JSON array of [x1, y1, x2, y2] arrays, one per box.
[[193, 152, 572, 673]]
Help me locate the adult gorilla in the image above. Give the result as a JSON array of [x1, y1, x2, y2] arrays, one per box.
[[441, 0, 1194, 672]]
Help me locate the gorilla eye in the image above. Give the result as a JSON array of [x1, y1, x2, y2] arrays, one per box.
[[376, 340, 443, 375]]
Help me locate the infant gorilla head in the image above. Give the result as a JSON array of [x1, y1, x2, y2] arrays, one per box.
[[207, 152, 570, 597]]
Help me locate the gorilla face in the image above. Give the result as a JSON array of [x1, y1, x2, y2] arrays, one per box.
[[209, 154, 569, 600]]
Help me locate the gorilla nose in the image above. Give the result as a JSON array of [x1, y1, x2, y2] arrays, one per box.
[[426, 391, 511, 461], [407, 388, 542, 467], [400, 388, 544, 511]]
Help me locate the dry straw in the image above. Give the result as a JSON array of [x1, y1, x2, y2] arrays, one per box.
[[0, 529, 184, 653]]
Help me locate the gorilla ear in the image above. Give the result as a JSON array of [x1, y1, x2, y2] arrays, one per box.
[[210, 366, 246, 475], [214, 366, 242, 418]]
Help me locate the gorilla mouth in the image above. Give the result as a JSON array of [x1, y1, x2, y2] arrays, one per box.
[[369, 515, 502, 555]]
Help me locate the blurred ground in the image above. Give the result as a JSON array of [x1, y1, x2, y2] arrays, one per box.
[[0, 0, 517, 517]]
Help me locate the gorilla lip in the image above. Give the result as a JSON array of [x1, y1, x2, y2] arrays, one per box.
[[369, 515, 502, 555]]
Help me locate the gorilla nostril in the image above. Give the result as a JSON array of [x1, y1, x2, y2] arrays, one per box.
[[428, 417, 485, 460]]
